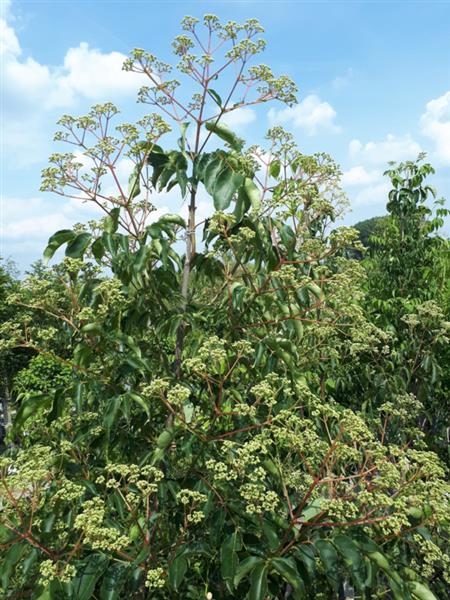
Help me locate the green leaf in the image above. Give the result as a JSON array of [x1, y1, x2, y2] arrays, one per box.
[[66, 233, 92, 258], [213, 167, 244, 210], [126, 392, 150, 418], [178, 121, 190, 154], [248, 562, 268, 600], [243, 177, 261, 211], [262, 521, 280, 551], [168, 555, 187, 591], [72, 554, 109, 600], [271, 557, 306, 596], [208, 89, 223, 107], [43, 229, 75, 262], [234, 186, 251, 222], [204, 157, 224, 195], [234, 556, 263, 587], [99, 563, 129, 600], [221, 531, 242, 591], [299, 497, 324, 522], [104, 208, 121, 234], [315, 539, 339, 591], [333, 534, 366, 591], [159, 213, 186, 228], [91, 237, 105, 262], [13, 393, 52, 433], [295, 544, 316, 577], [205, 120, 243, 151], [269, 159, 281, 178], [408, 581, 438, 600], [128, 164, 141, 199], [176, 167, 188, 197], [1, 542, 27, 589], [102, 396, 122, 437]]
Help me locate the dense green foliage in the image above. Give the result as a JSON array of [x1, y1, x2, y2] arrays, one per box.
[[1, 15, 449, 600]]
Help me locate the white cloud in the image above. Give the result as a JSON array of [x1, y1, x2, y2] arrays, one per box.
[[349, 133, 422, 165], [332, 68, 354, 90], [3, 30, 143, 110], [341, 166, 381, 187], [420, 91, 450, 165], [268, 95, 340, 136], [350, 181, 390, 207], [1, 6, 147, 167], [221, 108, 256, 129], [0, 15, 19, 56]]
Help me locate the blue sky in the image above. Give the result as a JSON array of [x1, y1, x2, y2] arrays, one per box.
[[1, 0, 449, 271]]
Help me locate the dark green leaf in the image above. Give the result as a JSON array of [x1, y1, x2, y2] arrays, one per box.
[[234, 556, 263, 587], [72, 554, 109, 600], [315, 539, 339, 591], [99, 563, 129, 600], [66, 233, 92, 259], [248, 562, 268, 600], [221, 531, 242, 591], [43, 229, 75, 262], [271, 557, 306, 597], [168, 555, 187, 591]]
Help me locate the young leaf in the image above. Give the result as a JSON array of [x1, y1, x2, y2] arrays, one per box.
[[208, 89, 223, 108], [205, 120, 244, 152]]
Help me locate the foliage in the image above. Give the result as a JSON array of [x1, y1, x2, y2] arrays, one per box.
[[1, 15, 449, 600], [350, 216, 388, 258], [350, 158, 450, 459]]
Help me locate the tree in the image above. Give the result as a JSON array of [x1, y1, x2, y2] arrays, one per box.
[[350, 215, 388, 257], [362, 157, 450, 457], [1, 16, 449, 600]]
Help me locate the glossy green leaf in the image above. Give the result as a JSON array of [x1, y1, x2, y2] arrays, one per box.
[[43, 229, 75, 262], [66, 233, 92, 258], [271, 557, 306, 596], [248, 562, 268, 600], [221, 531, 242, 591], [213, 167, 244, 210], [234, 556, 263, 587], [204, 157, 224, 195]]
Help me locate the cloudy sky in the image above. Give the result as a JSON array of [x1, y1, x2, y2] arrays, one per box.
[[1, 0, 449, 271]]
